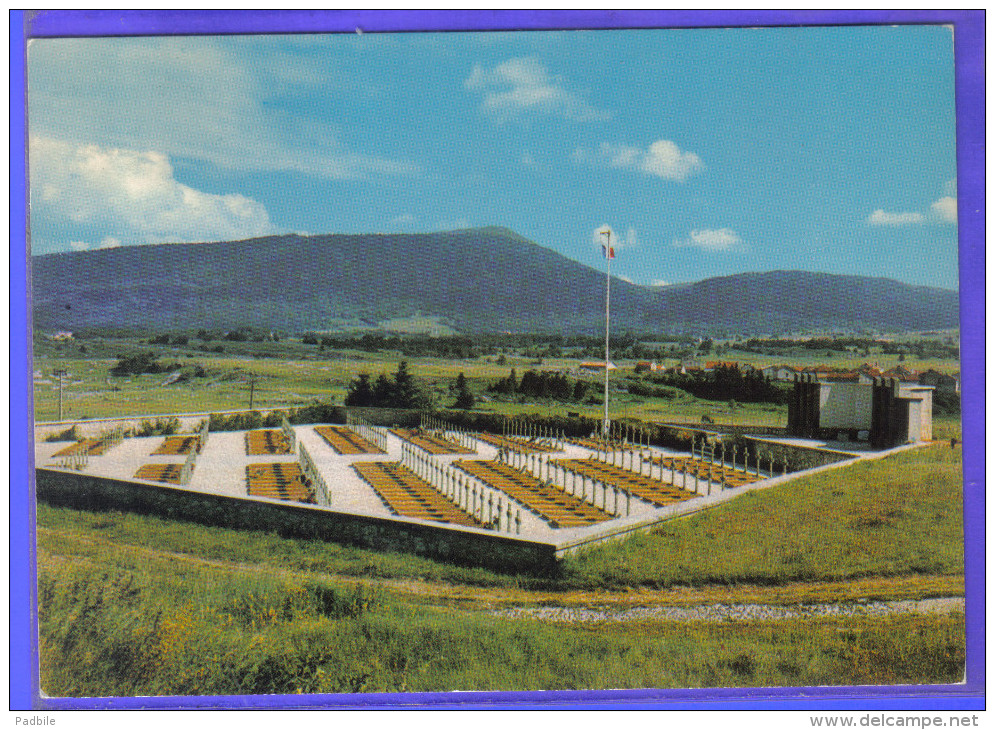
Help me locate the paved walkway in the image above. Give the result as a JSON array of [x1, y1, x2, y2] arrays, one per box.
[[36, 435, 187, 483], [296, 426, 393, 516], [764, 436, 873, 454], [188, 431, 253, 497]]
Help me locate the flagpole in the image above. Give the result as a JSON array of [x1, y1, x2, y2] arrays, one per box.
[[600, 230, 612, 438]]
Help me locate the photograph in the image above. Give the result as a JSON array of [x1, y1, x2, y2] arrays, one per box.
[[11, 9, 984, 712]]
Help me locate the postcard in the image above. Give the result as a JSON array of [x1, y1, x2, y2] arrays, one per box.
[[11, 9, 985, 713]]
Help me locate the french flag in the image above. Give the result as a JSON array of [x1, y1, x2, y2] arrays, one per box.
[[602, 244, 615, 260]]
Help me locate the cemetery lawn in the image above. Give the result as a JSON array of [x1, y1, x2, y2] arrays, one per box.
[[35, 440, 965, 695]]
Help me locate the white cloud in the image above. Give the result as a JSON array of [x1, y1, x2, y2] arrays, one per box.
[[69, 236, 123, 252], [867, 185, 958, 227], [651, 279, 671, 287], [388, 214, 417, 227], [437, 218, 471, 231], [30, 136, 277, 246], [465, 57, 609, 122], [27, 37, 418, 180], [577, 139, 703, 182], [867, 209, 925, 226], [930, 196, 957, 223], [617, 275, 633, 284], [673, 228, 744, 252]]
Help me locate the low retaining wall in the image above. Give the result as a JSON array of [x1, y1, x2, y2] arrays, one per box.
[[35, 468, 559, 575], [658, 422, 790, 438], [346, 407, 422, 427], [735, 436, 855, 472], [35, 411, 233, 441], [653, 424, 854, 472], [35, 406, 425, 441]]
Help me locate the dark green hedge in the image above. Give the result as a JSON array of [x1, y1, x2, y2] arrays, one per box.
[[207, 403, 347, 432]]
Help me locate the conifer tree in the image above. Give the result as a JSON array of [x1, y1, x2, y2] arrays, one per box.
[[453, 372, 475, 409], [344, 373, 374, 407]]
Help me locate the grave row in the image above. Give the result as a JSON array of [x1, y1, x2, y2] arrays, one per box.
[[246, 462, 313, 503], [314, 425, 384, 455], [352, 460, 483, 527], [245, 428, 293, 456]]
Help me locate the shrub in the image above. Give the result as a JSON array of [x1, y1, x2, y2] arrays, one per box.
[[207, 403, 347, 432], [933, 391, 961, 416], [110, 352, 180, 377], [45, 425, 83, 442], [134, 418, 180, 438], [209, 411, 265, 432]]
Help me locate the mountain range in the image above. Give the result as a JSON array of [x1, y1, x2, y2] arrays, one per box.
[[31, 227, 959, 336]]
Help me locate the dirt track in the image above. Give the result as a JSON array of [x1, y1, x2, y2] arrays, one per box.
[[490, 597, 964, 624]]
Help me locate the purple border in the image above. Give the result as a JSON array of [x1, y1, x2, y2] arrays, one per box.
[[21, 8, 980, 36], [951, 7, 987, 698], [11, 8, 37, 712], [11, 9, 985, 711]]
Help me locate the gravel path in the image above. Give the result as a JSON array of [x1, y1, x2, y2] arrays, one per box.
[[490, 597, 964, 623]]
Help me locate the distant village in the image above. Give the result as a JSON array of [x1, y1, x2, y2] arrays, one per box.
[[580, 359, 960, 394]]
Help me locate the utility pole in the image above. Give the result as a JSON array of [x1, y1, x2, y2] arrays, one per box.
[[248, 373, 257, 410], [54, 368, 67, 421]]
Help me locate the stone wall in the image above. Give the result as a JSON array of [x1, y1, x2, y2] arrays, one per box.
[[35, 468, 559, 575], [656, 422, 790, 438], [735, 435, 855, 472], [345, 407, 422, 427], [35, 411, 242, 441], [653, 423, 853, 472]]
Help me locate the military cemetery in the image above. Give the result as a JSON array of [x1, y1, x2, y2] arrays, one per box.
[[22, 15, 973, 702], [34, 363, 940, 572]]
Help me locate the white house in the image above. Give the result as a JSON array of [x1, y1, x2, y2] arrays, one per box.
[[762, 365, 802, 381]]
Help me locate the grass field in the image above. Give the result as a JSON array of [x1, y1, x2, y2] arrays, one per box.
[[564, 443, 964, 589], [32, 351, 791, 427], [37, 555, 965, 696], [33, 347, 589, 421], [35, 438, 965, 696], [32, 336, 961, 425]]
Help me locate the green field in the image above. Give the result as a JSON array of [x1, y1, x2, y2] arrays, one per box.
[[32, 335, 961, 428], [37, 556, 964, 696], [36, 437, 966, 695], [33, 341, 587, 421], [33, 351, 789, 427], [566, 443, 964, 589]]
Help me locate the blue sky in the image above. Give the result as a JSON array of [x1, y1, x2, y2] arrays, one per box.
[[27, 25, 959, 289]]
